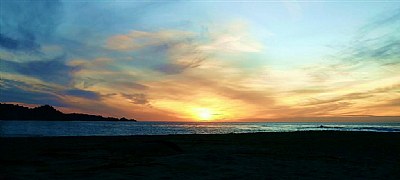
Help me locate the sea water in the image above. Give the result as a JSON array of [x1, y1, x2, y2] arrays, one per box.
[[0, 120, 399, 137]]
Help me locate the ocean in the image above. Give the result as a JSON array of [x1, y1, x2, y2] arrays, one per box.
[[1, 120, 399, 137]]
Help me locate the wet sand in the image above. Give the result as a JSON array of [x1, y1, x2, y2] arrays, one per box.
[[1, 131, 399, 179]]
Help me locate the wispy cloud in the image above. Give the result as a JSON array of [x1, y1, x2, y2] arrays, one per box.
[[0, 0, 62, 52], [0, 79, 66, 107], [106, 30, 194, 51], [340, 8, 400, 65], [121, 93, 149, 105], [63, 89, 100, 100], [1, 1, 399, 121], [1, 56, 75, 84]]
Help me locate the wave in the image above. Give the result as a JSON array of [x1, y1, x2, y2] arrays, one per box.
[[1, 121, 400, 137], [312, 125, 400, 132]]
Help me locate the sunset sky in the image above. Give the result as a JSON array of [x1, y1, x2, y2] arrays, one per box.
[[1, 1, 399, 121]]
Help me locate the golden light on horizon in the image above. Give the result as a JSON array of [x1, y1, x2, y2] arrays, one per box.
[[195, 108, 213, 121], [151, 93, 247, 121]]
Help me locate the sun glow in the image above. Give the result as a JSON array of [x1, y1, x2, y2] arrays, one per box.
[[196, 108, 213, 121]]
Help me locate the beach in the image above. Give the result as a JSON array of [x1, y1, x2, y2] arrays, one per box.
[[1, 131, 399, 179]]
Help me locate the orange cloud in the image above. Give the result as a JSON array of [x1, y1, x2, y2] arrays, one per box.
[[106, 30, 194, 51]]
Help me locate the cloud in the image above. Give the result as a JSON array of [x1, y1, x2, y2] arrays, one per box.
[[339, 9, 400, 65], [0, 34, 39, 51], [68, 57, 150, 92], [106, 29, 209, 75], [121, 93, 149, 105], [358, 9, 400, 36], [198, 34, 262, 53], [2, 3, 273, 120], [0, 79, 66, 107], [197, 21, 263, 53], [378, 98, 400, 107], [3, 1, 398, 121], [292, 102, 353, 117], [106, 30, 194, 51], [155, 63, 190, 75], [285, 83, 400, 117], [113, 81, 149, 91], [63, 89, 100, 100], [289, 88, 328, 94], [144, 66, 277, 120], [0, 0, 63, 52], [282, 9, 400, 118], [106, 21, 264, 76], [154, 42, 209, 75], [155, 61, 202, 75], [1, 56, 76, 84], [302, 93, 373, 106]]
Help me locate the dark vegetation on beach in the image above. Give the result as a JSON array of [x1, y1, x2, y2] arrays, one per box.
[[0, 103, 136, 121], [1, 132, 399, 179]]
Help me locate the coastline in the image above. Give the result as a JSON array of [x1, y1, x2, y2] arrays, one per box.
[[1, 131, 399, 179], [1, 121, 399, 137]]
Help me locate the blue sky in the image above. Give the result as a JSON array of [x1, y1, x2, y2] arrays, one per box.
[[1, 1, 399, 121]]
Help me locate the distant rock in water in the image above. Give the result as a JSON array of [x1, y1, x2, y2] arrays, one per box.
[[0, 103, 137, 121]]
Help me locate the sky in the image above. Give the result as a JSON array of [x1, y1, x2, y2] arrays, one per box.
[[0, 1, 399, 122]]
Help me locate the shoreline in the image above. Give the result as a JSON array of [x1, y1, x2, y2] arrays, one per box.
[[1, 131, 399, 179], [2, 119, 400, 123], [2, 130, 399, 138], [1, 130, 399, 138], [2, 121, 399, 137]]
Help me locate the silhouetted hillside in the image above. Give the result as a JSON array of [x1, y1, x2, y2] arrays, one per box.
[[0, 103, 136, 121]]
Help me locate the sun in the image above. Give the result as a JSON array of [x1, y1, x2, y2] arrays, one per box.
[[196, 108, 213, 121]]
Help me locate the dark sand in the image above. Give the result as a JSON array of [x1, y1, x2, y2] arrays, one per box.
[[1, 132, 399, 179]]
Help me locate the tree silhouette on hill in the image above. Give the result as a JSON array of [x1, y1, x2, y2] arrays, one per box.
[[0, 103, 136, 121]]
